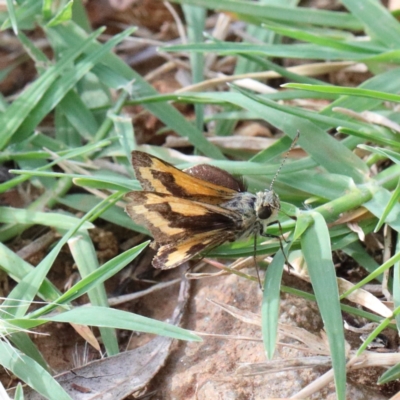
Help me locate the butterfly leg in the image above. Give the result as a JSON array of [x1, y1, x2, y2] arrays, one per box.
[[259, 229, 294, 271]]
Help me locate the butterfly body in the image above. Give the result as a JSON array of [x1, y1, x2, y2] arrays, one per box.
[[125, 151, 280, 269], [220, 190, 279, 239]]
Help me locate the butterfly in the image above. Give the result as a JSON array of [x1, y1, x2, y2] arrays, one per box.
[[125, 150, 288, 270]]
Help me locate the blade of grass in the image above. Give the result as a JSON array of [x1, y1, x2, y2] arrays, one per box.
[[301, 212, 346, 400], [51, 21, 225, 159], [170, 0, 362, 29], [28, 242, 149, 319], [166, 41, 372, 61], [0, 341, 72, 400], [9, 331, 49, 371], [1, 0, 40, 31], [48, 307, 201, 342], [46, 0, 73, 27], [262, 239, 293, 358], [6, 307, 201, 346], [0, 207, 94, 230], [14, 27, 135, 143], [69, 231, 119, 356], [230, 88, 369, 182], [0, 28, 105, 149], [393, 238, 400, 333], [1, 192, 124, 318], [5, 0, 18, 34], [183, 4, 205, 131], [284, 83, 400, 103], [341, 0, 400, 48], [58, 194, 148, 234], [262, 21, 382, 53]]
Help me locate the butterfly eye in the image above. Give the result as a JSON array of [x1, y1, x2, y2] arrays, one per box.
[[257, 206, 272, 220]]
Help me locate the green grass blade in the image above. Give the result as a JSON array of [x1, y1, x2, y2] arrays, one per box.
[[0, 341, 72, 400], [374, 178, 400, 232], [378, 361, 400, 384], [342, 251, 400, 298], [308, 67, 400, 119], [359, 144, 400, 165], [110, 112, 136, 176], [262, 21, 382, 53], [2, 193, 123, 318], [58, 194, 148, 233], [166, 41, 371, 61], [170, 0, 362, 29], [5, 0, 18, 34], [0, 242, 62, 301], [301, 212, 346, 400], [46, 0, 73, 27], [394, 239, 400, 333], [364, 188, 400, 233], [10, 332, 49, 370], [14, 383, 24, 400], [52, 22, 225, 159], [0, 28, 104, 149], [229, 88, 369, 182], [262, 240, 293, 358], [29, 242, 149, 318], [14, 27, 135, 142], [48, 307, 201, 342], [69, 231, 119, 356], [58, 90, 100, 139], [2, 0, 41, 30], [342, 0, 400, 48], [342, 242, 381, 281], [0, 207, 94, 230], [183, 4, 205, 131], [284, 83, 400, 103]]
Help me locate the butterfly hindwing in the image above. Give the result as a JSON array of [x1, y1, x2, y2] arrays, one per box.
[[154, 230, 231, 269]]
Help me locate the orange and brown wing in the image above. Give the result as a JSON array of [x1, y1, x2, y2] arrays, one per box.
[[131, 151, 237, 203], [125, 191, 241, 269], [153, 230, 231, 269]]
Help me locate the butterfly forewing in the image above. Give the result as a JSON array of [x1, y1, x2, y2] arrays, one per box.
[[131, 151, 237, 204], [126, 190, 240, 238]]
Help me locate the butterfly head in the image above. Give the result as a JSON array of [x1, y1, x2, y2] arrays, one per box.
[[255, 190, 280, 230]]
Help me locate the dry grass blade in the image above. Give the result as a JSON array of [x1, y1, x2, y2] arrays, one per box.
[[294, 352, 400, 399], [287, 257, 392, 318], [107, 278, 181, 306], [337, 278, 393, 318], [333, 107, 400, 133], [165, 135, 277, 152], [235, 355, 332, 376], [175, 61, 356, 93], [207, 300, 338, 355]]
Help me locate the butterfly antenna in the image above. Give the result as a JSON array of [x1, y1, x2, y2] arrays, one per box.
[[269, 131, 300, 191]]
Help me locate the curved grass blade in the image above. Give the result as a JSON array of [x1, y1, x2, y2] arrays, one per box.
[[262, 239, 293, 359], [170, 0, 362, 30], [52, 22, 225, 159], [284, 83, 400, 103], [0, 340, 72, 400], [378, 362, 400, 384], [341, 0, 400, 48], [301, 212, 346, 400], [48, 306, 201, 342]]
